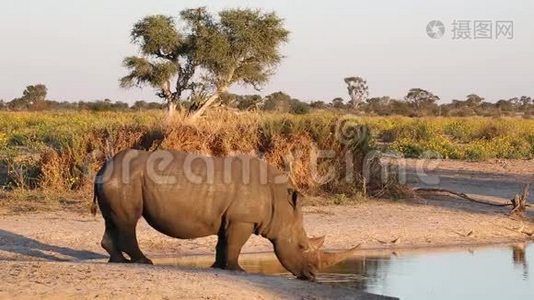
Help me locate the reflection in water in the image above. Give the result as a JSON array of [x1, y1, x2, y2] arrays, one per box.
[[320, 256, 390, 290], [157, 243, 533, 299], [157, 253, 391, 291], [512, 243, 529, 279]]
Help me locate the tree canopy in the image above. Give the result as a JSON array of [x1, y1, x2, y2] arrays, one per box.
[[404, 88, 440, 109], [23, 84, 47, 101], [120, 7, 289, 119], [7, 84, 48, 110], [344, 76, 368, 108]]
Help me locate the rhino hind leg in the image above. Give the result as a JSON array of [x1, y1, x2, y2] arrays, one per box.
[[211, 229, 227, 269], [101, 220, 129, 263], [212, 222, 254, 271], [115, 222, 153, 265]]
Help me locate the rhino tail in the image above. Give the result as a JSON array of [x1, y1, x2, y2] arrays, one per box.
[[90, 182, 98, 216]]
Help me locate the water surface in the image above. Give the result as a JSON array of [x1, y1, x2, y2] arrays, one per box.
[[157, 243, 533, 299]]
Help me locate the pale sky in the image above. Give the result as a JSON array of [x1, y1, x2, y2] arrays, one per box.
[[1, 0, 533, 104]]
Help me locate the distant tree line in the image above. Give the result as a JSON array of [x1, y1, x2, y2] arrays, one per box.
[[0, 84, 165, 112], [2, 84, 532, 117], [312, 91, 533, 117], [354, 89, 534, 117], [0, 84, 311, 114], [0, 97, 164, 112]]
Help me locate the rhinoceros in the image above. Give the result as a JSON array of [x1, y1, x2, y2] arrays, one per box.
[[91, 149, 358, 280]]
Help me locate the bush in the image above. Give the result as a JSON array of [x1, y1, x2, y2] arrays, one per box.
[[289, 99, 311, 114], [1, 111, 533, 197], [0, 111, 381, 196], [364, 117, 534, 160]]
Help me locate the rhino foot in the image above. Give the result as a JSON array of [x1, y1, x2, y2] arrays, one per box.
[[225, 264, 245, 272], [108, 256, 130, 263], [132, 257, 153, 265], [210, 261, 245, 272]]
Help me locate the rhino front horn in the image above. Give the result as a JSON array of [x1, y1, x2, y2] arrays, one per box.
[[316, 244, 361, 270], [308, 236, 326, 250]]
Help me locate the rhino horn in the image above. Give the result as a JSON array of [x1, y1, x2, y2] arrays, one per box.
[[316, 244, 361, 270], [308, 236, 326, 250]]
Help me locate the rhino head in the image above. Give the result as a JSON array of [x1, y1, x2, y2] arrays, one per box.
[[269, 189, 360, 281]]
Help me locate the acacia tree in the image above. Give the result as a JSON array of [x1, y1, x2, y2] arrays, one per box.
[[181, 8, 289, 120], [23, 84, 48, 102], [120, 15, 191, 116], [344, 77, 369, 109], [520, 96, 532, 106], [120, 8, 289, 119], [404, 88, 440, 110], [332, 97, 345, 109], [465, 94, 484, 107], [262, 91, 291, 112], [8, 84, 48, 110]]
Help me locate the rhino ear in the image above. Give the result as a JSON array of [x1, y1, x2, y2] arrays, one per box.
[[288, 188, 300, 209]]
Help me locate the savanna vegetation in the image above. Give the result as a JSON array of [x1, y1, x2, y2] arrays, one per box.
[[1, 111, 533, 198], [0, 111, 383, 208], [1, 7, 533, 210]]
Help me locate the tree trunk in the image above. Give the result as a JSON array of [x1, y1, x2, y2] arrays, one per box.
[[188, 67, 235, 121], [511, 184, 530, 216], [188, 92, 221, 121], [167, 102, 177, 118]]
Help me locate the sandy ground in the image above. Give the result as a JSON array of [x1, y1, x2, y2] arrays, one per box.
[[0, 159, 533, 299]]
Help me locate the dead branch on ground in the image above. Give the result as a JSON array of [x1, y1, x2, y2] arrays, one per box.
[[414, 184, 532, 216]]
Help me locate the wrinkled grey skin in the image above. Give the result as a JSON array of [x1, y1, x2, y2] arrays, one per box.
[[92, 149, 355, 280]]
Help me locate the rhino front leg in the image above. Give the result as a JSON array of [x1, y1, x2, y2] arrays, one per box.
[[225, 222, 254, 271], [212, 222, 254, 271]]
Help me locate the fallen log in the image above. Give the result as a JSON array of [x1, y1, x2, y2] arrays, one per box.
[[414, 184, 532, 211], [414, 188, 512, 207]]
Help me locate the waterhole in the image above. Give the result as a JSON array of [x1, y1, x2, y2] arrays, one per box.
[[156, 243, 533, 299]]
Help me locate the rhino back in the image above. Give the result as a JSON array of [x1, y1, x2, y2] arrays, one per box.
[[139, 151, 281, 239]]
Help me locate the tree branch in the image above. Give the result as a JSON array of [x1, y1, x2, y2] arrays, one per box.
[[188, 91, 221, 121], [187, 66, 236, 120], [173, 59, 197, 101], [156, 49, 175, 60]]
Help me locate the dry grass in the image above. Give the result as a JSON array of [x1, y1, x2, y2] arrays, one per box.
[[0, 110, 381, 204], [0, 189, 91, 214], [4, 110, 533, 210]]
